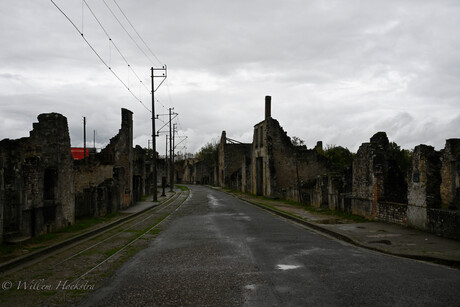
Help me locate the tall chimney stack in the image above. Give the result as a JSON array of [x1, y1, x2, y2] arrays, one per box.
[[265, 96, 271, 118]]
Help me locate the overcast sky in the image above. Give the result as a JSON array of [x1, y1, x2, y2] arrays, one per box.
[[1, 0, 459, 155]]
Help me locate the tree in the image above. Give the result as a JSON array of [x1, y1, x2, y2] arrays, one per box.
[[196, 139, 219, 166], [323, 145, 354, 172], [291, 136, 305, 146], [388, 142, 412, 176]]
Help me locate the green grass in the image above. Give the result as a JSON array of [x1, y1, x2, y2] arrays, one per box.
[[149, 228, 162, 235], [0, 212, 123, 257], [176, 185, 189, 191], [57, 212, 122, 234], [224, 187, 369, 223], [104, 247, 121, 258]]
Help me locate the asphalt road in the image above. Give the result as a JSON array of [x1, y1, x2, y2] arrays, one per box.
[[81, 185, 460, 306]]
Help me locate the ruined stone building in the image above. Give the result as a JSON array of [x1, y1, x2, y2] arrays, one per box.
[[349, 134, 460, 239], [0, 108, 156, 243], [218, 131, 252, 190], [0, 113, 75, 243], [216, 96, 459, 240], [217, 96, 330, 202], [73, 108, 134, 218], [181, 158, 215, 185], [250, 97, 331, 201]]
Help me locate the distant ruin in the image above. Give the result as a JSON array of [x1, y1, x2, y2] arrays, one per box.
[[0, 108, 155, 244], [181, 96, 460, 240]]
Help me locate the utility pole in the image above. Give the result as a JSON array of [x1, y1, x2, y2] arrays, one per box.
[[165, 134, 168, 174], [162, 134, 168, 197], [173, 123, 176, 186], [151, 65, 167, 201], [169, 108, 174, 192], [83, 116, 86, 158], [93, 130, 96, 150]]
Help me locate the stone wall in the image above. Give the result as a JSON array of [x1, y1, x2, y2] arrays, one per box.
[[251, 114, 330, 201], [407, 145, 441, 229], [218, 131, 252, 189], [97, 108, 133, 209], [440, 139, 460, 210], [377, 202, 408, 225], [0, 113, 75, 242], [351, 132, 407, 219], [427, 208, 460, 240], [181, 159, 194, 184], [133, 146, 146, 202], [74, 108, 135, 218], [180, 158, 214, 185]]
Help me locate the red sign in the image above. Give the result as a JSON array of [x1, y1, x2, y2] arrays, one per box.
[[71, 148, 89, 160]]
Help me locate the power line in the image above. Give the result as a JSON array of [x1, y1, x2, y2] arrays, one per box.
[[112, 0, 163, 66], [102, 0, 156, 68], [50, 0, 151, 112], [83, 0, 150, 94]]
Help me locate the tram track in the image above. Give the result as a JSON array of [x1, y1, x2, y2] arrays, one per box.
[[0, 191, 181, 274], [0, 189, 190, 306]]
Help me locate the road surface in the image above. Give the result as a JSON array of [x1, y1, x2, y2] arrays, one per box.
[[82, 185, 460, 306]]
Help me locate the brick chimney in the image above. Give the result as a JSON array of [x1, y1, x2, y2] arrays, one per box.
[[265, 96, 271, 118]]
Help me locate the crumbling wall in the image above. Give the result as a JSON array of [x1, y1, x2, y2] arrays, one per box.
[[182, 159, 194, 184], [241, 156, 252, 193], [74, 108, 134, 218], [404, 142, 460, 240], [98, 108, 133, 208], [441, 139, 460, 210], [74, 166, 124, 218], [218, 131, 252, 189], [0, 113, 75, 241], [407, 145, 441, 229], [180, 158, 214, 185], [427, 208, 460, 240], [133, 146, 146, 202], [133, 146, 157, 201], [352, 132, 407, 219], [248, 96, 331, 200], [253, 116, 330, 201]]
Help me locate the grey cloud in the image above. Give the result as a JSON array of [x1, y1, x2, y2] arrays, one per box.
[[1, 0, 459, 155]]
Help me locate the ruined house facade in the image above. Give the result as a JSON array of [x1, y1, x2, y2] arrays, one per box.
[[216, 96, 459, 240], [0, 114, 75, 243], [251, 99, 330, 201], [181, 158, 215, 185], [0, 108, 155, 243], [218, 131, 252, 190], [74, 109, 135, 218], [217, 96, 330, 203]]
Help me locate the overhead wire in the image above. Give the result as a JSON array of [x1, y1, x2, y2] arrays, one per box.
[[50, 0, 151, 112], [112, 0, 163, 66], [102, 0, 156, 68], [52, 0, 188, 147], [83, 0, 150, 93], [104, 0, 172, 116], [92, 0, 179, 133]]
